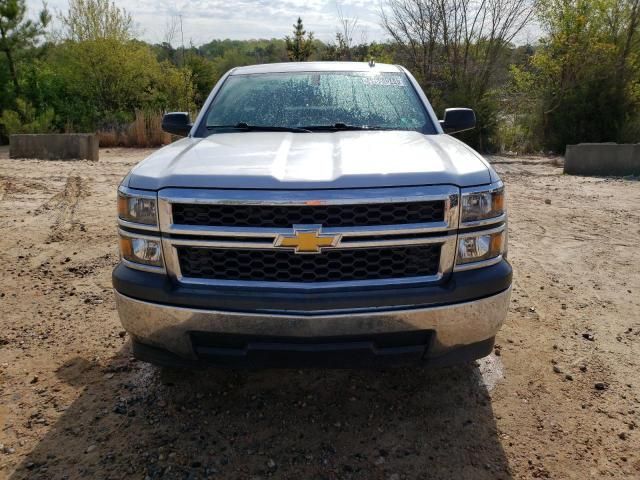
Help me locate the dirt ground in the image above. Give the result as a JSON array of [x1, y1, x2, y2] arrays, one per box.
[[0, 146, 638, 480]]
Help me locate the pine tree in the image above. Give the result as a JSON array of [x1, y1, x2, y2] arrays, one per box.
[[0, 0, 50, 97], [285, 17, 314, 62]]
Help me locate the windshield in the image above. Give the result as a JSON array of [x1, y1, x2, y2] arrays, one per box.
[[201, 71, 436, 134]]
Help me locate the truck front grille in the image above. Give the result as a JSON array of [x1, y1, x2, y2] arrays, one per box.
[[172, 201, 445, 228], [159, 186, 459, 288], [177, 244, 441, 283]]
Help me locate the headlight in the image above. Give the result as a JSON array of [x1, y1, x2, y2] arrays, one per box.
[[119, 233, 163, 268], [118, 190, 157, 225], [461, 185, 504, 224], [456, 229, 505, 267]]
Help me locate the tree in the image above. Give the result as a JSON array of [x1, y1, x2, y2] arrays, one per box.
[[381, 0, 534, 96], [335, 3, 358, 60], [0, 0, 49, 97], [60, 0, 133, 41], [285, 17, 314, 61], [48, 0, 193, 131], [381, 0, 535, 150], [510, 0, 640, 151], [184, 49, 218, 105], [48, 38, 189, 130]]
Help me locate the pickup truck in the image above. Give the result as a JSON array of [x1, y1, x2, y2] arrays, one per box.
[[112, 62, 512, 368]]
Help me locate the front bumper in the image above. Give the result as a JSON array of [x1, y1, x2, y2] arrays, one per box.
[[114, 279, 511, 367]]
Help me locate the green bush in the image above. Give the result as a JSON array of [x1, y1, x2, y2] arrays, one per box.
[[500, 0, 640, 153], [0, 98, 54, 134]]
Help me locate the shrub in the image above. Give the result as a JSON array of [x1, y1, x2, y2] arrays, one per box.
[[0, 99, 54, 135], [96, 110, 170, 147]]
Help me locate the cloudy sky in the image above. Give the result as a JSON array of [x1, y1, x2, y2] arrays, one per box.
[[33, 0, 389, 46]]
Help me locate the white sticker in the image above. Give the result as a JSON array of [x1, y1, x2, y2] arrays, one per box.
[[362, 75, 405, 87]]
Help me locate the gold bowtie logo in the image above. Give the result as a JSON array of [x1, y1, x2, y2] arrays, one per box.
[[274, 225, 341, 254]]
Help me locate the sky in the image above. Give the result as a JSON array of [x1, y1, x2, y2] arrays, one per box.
[[32, 0, 390, 46], [30, 0, 540, 48]]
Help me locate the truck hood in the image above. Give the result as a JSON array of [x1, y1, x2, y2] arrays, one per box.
[[126, 131, 492, 190]]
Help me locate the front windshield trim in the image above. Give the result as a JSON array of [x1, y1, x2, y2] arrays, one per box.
[[193, 70, 437, 137]]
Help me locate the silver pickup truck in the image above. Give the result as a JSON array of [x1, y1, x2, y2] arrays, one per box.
[[113, 62, 511, 368]]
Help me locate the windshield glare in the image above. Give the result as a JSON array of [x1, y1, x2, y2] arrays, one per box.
[[203, 71, 435, 133]]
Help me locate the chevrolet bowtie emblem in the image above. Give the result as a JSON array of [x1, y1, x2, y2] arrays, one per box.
[[274, 225, 341, 254]]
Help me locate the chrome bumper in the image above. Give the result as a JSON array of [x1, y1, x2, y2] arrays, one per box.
[[114, 287, 511, 360]]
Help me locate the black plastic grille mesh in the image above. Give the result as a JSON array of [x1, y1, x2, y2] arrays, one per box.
[[172, 201, 445, 228], [177, 245, 441, 282]]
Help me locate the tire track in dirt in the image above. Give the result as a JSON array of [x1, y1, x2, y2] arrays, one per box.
[[0, 176, 52, 200], [36, 176, 88, 242], [0, 177, 19, 201]]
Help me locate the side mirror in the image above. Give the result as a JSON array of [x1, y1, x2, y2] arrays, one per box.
[[440, 108, 476, 134], [162, 112, 191, 136]]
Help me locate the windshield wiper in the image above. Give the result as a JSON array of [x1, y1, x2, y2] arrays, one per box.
[[301, 123, 393, 131], [207, 122, 311, 133]]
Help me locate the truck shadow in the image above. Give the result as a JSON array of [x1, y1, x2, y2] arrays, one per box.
[[11, 348, 513, 479]]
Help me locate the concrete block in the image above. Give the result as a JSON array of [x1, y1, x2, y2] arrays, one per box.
[[9, 134, 99, 161], [565, 143, 640, 176]]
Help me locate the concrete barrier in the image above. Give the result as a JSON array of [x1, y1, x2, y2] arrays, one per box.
[[564, 143, 640, 176], [9, 134, 99, 161]]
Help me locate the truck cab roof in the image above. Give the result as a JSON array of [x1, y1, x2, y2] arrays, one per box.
[[230, 62, 403, 75]]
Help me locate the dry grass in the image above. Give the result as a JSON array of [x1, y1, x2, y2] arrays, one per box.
[[97, 111, 172, 148]]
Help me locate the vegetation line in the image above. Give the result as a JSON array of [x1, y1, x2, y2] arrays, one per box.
[[0, 0, 639, 152]]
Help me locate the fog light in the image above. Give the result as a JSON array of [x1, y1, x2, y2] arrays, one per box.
[[459, 235, 491, 260], [456, 230, 504, 266], [119, 235, 163, 267]]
